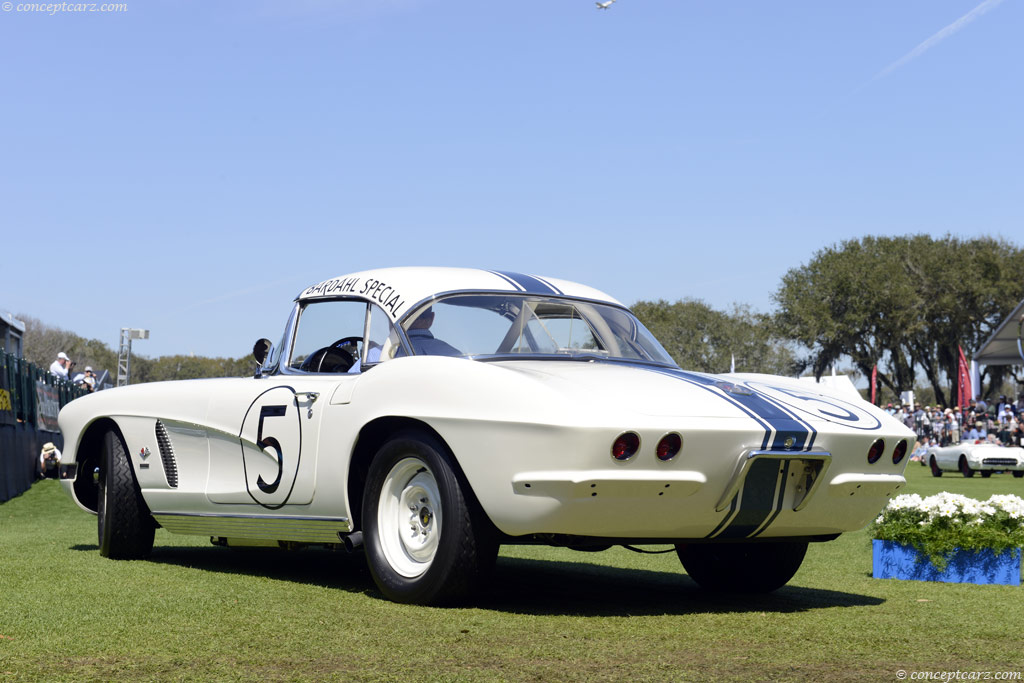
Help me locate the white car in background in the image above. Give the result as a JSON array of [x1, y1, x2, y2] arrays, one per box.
[[926, 441, 1024, 478], [58, 267, 914, 604]]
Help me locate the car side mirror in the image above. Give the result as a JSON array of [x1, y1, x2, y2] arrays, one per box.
[[253, 338, 273, 378]]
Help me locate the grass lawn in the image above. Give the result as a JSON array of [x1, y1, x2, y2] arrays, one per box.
[[1, 463, 1023, 682]]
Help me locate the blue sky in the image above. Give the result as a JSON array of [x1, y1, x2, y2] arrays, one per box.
[[2, 0, 1021, 359]]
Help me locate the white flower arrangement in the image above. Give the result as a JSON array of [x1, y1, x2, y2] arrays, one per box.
[[872, 492, 1024, 570]]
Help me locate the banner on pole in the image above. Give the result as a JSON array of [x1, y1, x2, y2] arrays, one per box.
[[871, 365, 878, 405], [957, 346, 973, 409]]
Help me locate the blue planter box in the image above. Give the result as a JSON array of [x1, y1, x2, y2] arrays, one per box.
[[872, 540, 1022, 586]]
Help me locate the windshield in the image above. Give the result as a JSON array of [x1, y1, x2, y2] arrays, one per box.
[[401, 294, 676, 365]]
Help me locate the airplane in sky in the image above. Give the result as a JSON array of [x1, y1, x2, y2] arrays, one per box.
[[596, 0, 617, 9]]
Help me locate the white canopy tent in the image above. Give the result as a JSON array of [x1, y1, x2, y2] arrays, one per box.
[[971, 298, 1024, 400], [974, 298, 1024, 366]]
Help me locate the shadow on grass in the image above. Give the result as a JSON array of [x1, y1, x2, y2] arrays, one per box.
[[71, 543, 883, 616], [480, 556, 884, 616]]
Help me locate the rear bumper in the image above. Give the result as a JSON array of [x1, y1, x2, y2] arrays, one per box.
[[503, 449, 906, 540]]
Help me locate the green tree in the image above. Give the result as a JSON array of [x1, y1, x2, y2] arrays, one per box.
[[906, 235, 1024, 406], [773, 235, 1024, 406], [773, 236, 921, 399], [19, 315, 119, 381], [19, 315, 254, 385], [135, 354, 255, 383], [632, 299, 794, 374]]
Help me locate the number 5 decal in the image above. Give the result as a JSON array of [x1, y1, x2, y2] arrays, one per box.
[[239, 386, 303, 508], [256, 405, 287, 494]]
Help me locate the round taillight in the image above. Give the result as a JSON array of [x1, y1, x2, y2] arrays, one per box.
[[892, 439, 908, 465], [656, 433, 682, 461], [867, 439, 885, 464], [611, 432, 641, 461]]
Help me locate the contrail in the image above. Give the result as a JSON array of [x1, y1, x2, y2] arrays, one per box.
[[176, 276, 305, 313], [872, 0, 1006, 82]]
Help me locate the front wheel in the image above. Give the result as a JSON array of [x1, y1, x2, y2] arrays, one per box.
[[1013, 471, 1024, 479], [98, 429, 155, 559], [980, 471, 992, 478], [930, 456, 943, 477], [676, 541, 808, 593], [959, 455, 975, 478], [362, 433, 496, 605]]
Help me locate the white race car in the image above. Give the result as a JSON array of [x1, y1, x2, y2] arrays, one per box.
[[58, 267, 914, 604], [926, 441, 1024, 478]]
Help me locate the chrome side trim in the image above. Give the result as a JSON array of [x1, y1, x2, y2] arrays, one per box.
[[152, 512, 352, 543]]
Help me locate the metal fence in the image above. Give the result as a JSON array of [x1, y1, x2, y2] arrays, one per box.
[[0, 351, 86, 426], [1, 351, 88, 503]]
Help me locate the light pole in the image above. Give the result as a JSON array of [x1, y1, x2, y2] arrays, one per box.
[[117, 328, 150, 387]]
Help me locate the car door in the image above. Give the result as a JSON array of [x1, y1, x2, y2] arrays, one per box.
[[204, 298, 371, 508], [204, 376, 350, 507]]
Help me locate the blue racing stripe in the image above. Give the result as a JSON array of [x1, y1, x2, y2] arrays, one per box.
[[713, 459, 787, 539], [531, 275, 565, 295], [750, 460, 792, 538], [634, 364, 817, 539], [643, 366, 816, 452], [487, 270, 525, 291], [705, 493, 739, 538], [492, 271, 561, 295]]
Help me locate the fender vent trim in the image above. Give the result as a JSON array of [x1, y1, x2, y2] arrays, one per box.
[[154, 420, 179, 488]]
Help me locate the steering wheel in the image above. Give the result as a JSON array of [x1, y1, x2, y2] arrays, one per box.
[[300, 336, 363, 373]]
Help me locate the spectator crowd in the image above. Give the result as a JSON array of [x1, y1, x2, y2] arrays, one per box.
[[48, 351, 97, 392], [900, 394, 1024, 462]]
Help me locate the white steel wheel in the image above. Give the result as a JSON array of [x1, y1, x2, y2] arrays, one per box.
[[377, 457, 443, 578], [362, 432, 497, 605]]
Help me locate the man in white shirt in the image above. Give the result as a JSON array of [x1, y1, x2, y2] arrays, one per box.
[[49, 352, 71, 379]]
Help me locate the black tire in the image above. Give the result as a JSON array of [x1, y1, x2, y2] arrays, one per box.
[[959, 455, 975, 478], [980, 471, 992, 478], [362, 432, 497, 605], [1013, 471, 1024, 479], [676, 541, 808, 593], [98, 429, 155, 559], [930, 456, 943, 478]]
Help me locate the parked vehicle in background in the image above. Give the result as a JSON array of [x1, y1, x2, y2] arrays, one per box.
[[926, 441, 1024, 478]]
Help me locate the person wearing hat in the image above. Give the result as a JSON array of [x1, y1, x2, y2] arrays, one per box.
[[72, 366, 97, 392], [997, 395, 1011, 420], [83, 366, 96, 391], [49, 352, 72, 379], [39, 442, 61, 479]]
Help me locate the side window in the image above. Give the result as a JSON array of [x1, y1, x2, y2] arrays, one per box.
[[289, 300, 368, 373], [364, 304, 402, 366]]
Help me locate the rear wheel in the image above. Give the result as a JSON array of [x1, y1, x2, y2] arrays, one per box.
[[676, 541, 808, 593], [362, 433, 497, 605], [98, 429, 155, 559], [930, 456, 943, 477], [959, 455, 975, 478]]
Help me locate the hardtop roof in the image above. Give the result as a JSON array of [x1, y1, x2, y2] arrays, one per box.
[[298, 267, 622, 322]]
